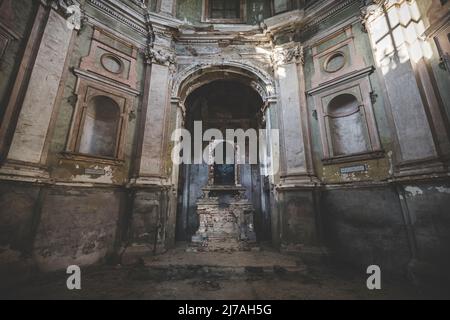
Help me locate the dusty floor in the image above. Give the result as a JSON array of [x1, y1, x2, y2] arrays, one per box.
[[1, 246, 449, 300]]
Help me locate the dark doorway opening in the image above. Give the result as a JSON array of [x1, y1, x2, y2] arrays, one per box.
[[175, 80, 272, 243]]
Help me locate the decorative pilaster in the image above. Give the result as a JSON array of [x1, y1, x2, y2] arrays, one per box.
[[361, 0, 449, 175], [360, 0, 387, 33], [0, 0, 83, 179], [44, 0, 83, 31], [272, 43, 322, 253], [135, 54, 175, 184], [273, 43, 317, 186], [135, 18, 176, 184]]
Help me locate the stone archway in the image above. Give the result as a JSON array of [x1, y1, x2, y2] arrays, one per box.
[[170, 62, 279, 246], [172, 61, 277, 104]]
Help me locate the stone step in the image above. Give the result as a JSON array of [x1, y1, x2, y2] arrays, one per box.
[[128, 264, 307, 281], [125, 245, 308, 280]]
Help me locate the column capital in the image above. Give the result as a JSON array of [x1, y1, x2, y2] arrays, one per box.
[[144, 46, 177, 72], [273, 43, 304, 66], [360, 0, 388, 32], [40, 0, 83, 31]]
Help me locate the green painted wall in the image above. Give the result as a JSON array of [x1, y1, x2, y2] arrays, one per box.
[[301, 3, 394, 183], [47, 5, 146, 183], [417, 0, 450, 123], [148, 0, 158, 12], [247, 0, 272, 25], [0, 0, 37, 121], [177, 0, 203, 24], [176, 0, 270, 25]]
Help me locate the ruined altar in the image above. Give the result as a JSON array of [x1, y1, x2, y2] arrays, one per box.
[[190, 142, 257, 251]]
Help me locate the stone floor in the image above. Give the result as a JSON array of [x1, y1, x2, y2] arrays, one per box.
[[1, 245, 449, 300], [143, 245, 304, 271]]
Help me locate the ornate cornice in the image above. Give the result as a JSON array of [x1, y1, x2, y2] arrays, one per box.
[[142, 17, 176, 68], [301, 0, 359, 34], [129, 0, 147, 9], [87, 0, 147, 35]]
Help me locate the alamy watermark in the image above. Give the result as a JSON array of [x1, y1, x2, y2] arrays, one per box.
[[64, 264, 381, 292], [366, 265, 381, 290], [171, 121, 280, 176], [66, 265, 81, 290]]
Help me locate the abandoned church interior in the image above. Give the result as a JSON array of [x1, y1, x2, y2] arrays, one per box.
[[0, 0, 450, 298]]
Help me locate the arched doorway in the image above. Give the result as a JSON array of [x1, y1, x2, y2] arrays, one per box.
[[175, 79, 272, 245], [169, 62, 279, 249]]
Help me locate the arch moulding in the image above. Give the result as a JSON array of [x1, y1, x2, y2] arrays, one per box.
[[171, 61, 278, 106]]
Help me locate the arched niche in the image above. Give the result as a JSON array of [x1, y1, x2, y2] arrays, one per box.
[[79, 95, 121, 158], [327, 93, 369, 156]]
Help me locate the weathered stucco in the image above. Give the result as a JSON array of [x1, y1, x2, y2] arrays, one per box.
[[0, 0, 449, 289]]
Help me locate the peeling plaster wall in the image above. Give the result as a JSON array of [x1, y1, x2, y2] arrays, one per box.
[[321, 186, 411, 274], [0, 182, 40, 272], [0, 182, 127, 275], [417, 0, 450, 122], [46, 23, 144, 186], [176, 0, 270, 25], [403, 182, 450, 271], [0, 0, 449, 284], [272, 1, 450, 280], [247, 0, 272, 25], [278, 190, 318, 248], [47, 24, 92, 161], [302, 4, 394, 184], [0, 0, 146, 276], [33, 187, 126, 271], [130, 188, 174, 253], [0, 0, 37, 121], [177, 0, 203, 24], [148, 0, 158, 12]]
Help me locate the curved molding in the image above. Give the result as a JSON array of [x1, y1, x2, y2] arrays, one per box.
[[172, 60, 277, 103]]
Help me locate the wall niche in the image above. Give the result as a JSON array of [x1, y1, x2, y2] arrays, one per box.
[[308, 25, 383, 164], [64, 27, 140, 165]]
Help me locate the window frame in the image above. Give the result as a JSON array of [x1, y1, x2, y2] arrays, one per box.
[[202, 0, 246, 24]]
